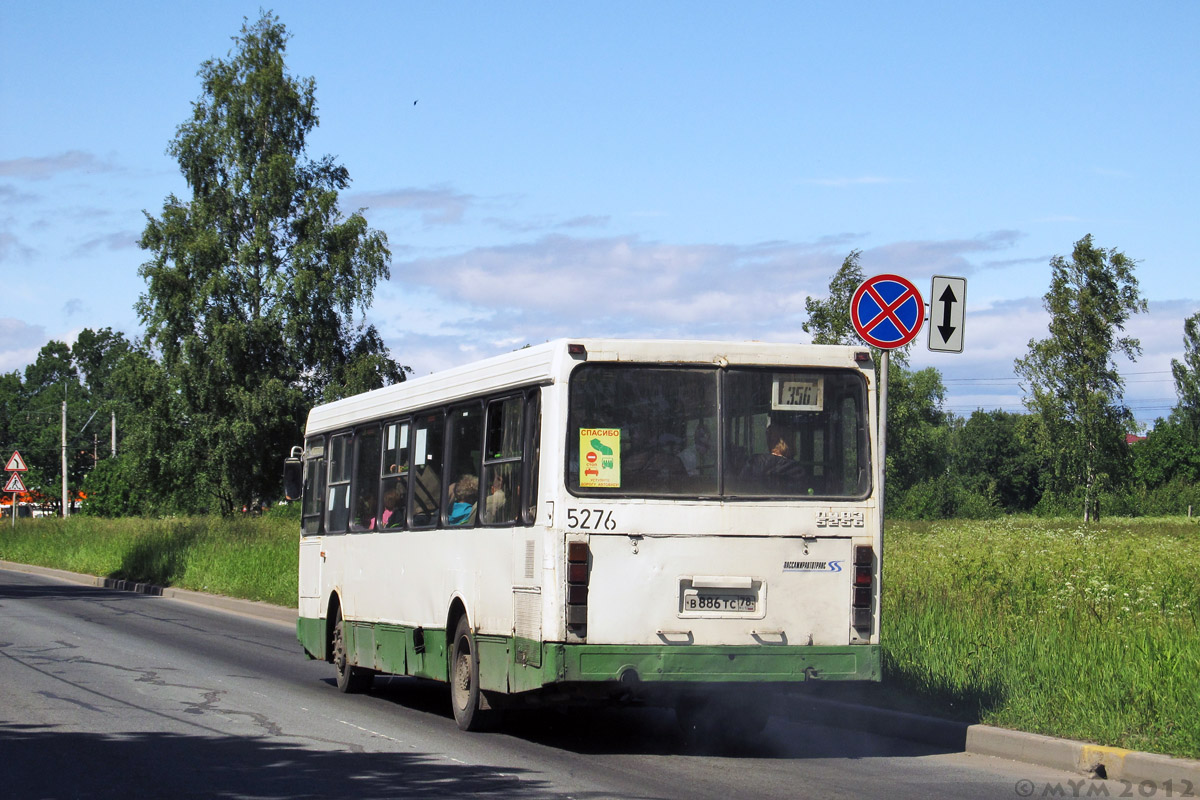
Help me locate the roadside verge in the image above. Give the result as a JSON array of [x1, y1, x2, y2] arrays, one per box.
[[0, 559, 296, 625]]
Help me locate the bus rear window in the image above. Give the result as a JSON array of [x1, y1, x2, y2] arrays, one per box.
[[569, 367, 717, 496], [567, 365, 869, 499]]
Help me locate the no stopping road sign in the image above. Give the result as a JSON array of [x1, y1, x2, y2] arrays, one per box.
[[851, 274, 925, 350]]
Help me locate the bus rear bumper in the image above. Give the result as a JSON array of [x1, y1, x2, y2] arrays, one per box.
[[552, 642, 881, 685]]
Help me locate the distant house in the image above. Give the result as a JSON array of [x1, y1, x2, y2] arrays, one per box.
[[1125, 434, 1147, 445]]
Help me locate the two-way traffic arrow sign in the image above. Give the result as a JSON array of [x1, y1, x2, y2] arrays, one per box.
[[928, 276, 966, 353]]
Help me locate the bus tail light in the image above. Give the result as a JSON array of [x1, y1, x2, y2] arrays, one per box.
[[566, 541, 589, 629], [852, 545, 874, 634]]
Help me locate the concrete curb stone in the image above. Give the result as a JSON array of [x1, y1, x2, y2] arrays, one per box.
[[6, 559, 1199, 787]]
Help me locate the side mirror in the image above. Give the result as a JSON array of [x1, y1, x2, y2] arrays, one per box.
[[283, 446, 303, 501]]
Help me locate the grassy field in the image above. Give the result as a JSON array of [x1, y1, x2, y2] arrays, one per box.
[[1, 513, 1196, 758], [876, 517, 1200, 760]]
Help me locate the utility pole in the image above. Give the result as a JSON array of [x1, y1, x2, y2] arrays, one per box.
[[61, 400, 69, 518], [112, 411, 117, 457]]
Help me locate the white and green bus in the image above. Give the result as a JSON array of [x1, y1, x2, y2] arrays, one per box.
[[289, 338, 881, 732]]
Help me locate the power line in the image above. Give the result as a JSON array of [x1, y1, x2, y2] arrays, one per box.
[[943, 371, 1175, 384]]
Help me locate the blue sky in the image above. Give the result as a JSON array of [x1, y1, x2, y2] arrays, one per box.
[[2, 1, 1197, 427]]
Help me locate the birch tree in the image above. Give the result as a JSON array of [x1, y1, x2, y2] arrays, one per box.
[[1014, 235, 1145, 521]]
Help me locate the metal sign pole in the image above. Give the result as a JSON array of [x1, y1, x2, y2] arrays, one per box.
[[877, 350, 888, 565]]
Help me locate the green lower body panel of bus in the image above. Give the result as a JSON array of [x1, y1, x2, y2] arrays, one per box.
[[298, 616, 880, 693], [551, 643, 880, 685]]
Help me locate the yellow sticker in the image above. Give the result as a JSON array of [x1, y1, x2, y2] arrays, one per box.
[[579, 428, 621, 488]]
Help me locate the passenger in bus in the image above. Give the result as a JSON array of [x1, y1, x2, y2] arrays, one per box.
[[483, 471, 507, 523], [447, 474, 479, 526], [351, 491, 377, 531], [740, 422, 806, 489], [380, 488, 404, 528]]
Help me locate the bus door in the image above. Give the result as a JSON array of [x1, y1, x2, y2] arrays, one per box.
[[299, 438, 327, 612]]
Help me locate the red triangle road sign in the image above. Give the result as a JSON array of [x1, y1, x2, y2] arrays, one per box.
[[6, 451, 28, 472], [4, 473, 25, 493]]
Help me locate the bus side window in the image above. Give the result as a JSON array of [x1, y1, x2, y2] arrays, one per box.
[[481, 395, 523, 526], [301, 438, 325, 536], [445, 404, 483, 527], [326, 433, 352, 533], [521, 388, 540, 526], [380, 420, 409, 530], [410, 412, 444, 528], [350, 425, 381, 532]]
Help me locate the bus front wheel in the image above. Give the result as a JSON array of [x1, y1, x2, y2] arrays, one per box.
[[449, 616, 496, 731]]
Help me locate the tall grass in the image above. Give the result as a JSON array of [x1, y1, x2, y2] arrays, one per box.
[[882, 517, 1200, 759], [0, 515, 297, 606]]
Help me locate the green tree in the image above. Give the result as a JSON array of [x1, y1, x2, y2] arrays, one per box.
[[0, 371, 23, 453], [0, 370, 27, 516], [12, 341, 84, 512], [137, 12, 403, 514], [82, 345, 189, 515], [1171, 311, 1200, 424], [804, 250, 866, 347], [2, 331, 140, 514], [1014, 235, 1146, 522], [1132, 312, 1200, 496], [72, 327, 132, 405], [885, 365, 950, 494], [1132, 413, 1199, 489], [953, 409, 1043, 512]]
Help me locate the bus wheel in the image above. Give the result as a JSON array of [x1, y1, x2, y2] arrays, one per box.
[[449, 616, 494, 731], [332, 610, 373, 694]]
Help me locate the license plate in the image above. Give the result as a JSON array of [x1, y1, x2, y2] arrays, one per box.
[[682, 589, 757, 614]]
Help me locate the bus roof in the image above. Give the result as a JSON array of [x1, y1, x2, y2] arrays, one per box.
[[305, 338, 870, 435]]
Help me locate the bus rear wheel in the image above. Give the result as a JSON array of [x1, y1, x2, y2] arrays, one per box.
[[332, 610, 373, 694], [449, 616, 496, 731]]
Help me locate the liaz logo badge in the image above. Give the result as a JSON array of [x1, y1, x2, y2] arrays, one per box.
[[783, 560, 843, 573]]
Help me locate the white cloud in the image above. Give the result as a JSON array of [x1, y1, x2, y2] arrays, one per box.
[[0, 232, 36, 262], [72, 230, 140, 257], [350, 186, 475, 226], [861, 231, 1024, 280], [379, 231, 1049, 381], [0, 151, 113, 181], [391, 234, 852, 342], [0, 319, 48, 374]]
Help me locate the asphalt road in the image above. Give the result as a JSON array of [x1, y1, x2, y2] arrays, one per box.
[[0, 568, 1089, 799]]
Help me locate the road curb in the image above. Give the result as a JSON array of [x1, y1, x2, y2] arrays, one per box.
[[6, 559, 1198, 786], [788, 694, 1200, 788], [0, 560, 297, 625]]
